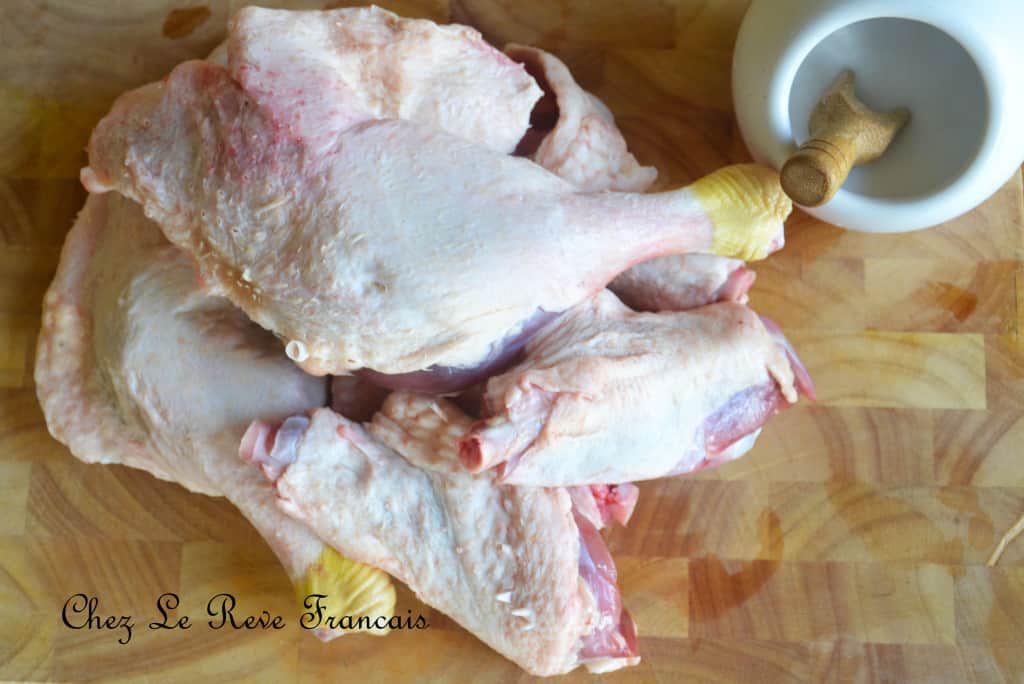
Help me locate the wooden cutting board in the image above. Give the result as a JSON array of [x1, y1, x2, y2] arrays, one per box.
[[2, 1, 1022, 681]]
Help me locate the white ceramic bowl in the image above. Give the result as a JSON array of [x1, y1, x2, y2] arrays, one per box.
[[732, 0, 1024, 232]]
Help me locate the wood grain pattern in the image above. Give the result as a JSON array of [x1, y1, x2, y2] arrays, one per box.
[[784, 330, 987, 409], [0, 0, 1021, 681]]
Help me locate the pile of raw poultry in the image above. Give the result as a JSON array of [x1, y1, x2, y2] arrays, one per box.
[[36, 6, 812, 676]]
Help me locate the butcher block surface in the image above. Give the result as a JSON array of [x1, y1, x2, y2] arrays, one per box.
[[1, 1, 1022, 681]]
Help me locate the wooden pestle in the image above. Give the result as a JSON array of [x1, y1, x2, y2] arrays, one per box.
[[781, 70, 910, 207]]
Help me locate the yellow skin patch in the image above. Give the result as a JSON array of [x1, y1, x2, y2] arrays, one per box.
[[691, 164, 792, 261], [295, 547, 396, 636]]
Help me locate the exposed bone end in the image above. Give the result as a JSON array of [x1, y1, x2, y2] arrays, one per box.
[[694, 164, 792, 261], [80, 166, 113, 194], [457, 431, 488, 472], [239, 414, 311, 480], [458, 418, 522, 474], [285, 339, 309, 363], [573, 485, 640, 530]]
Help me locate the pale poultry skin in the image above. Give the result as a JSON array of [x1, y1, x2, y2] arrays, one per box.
[[505, 43, 657, 192], [81, 6, 789, 381], [242, 393, 639, 676], [33, 192, 382, 630], [460, 290, 812, 486], [41, 5, 815, 674], [229, 7, 542, 155]]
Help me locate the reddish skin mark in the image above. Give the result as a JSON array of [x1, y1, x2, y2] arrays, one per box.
[[336, 424, 356, 441]]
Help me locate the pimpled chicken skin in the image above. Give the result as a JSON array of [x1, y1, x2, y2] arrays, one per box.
[[505, 43, 657, 193], [242, 393, 639, 676], [459, 290, 814, 486], [34, 192, 341, 609], [81, 6, 790, 389]]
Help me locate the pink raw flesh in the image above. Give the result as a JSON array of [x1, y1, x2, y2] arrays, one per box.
[[357, 310, 559, 394], [589, 484, 639, 527], [701, 316, 815, 455], [574, 511, 639, 661], [702, 382, 788, 455]]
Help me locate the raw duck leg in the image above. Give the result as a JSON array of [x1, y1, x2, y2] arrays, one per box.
[[459, 291, 815, 486], [35, 193, 393, 637], [242, 393, 640, 676], [82, 56, 789, 378], [505, 44, 761, 312]]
